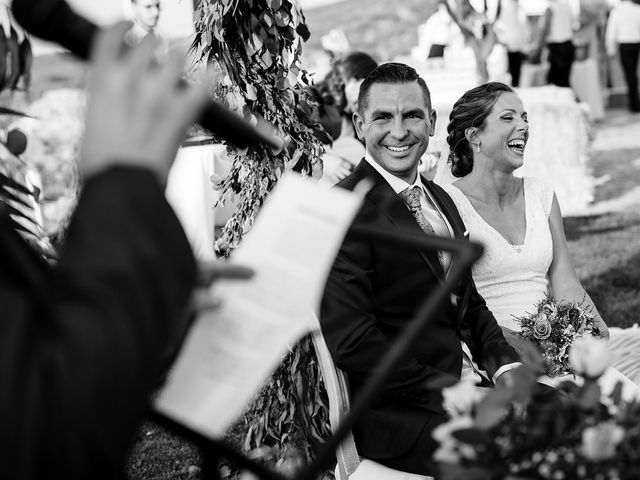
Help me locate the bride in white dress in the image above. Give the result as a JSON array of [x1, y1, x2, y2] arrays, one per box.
[[437, 82, 640, 400]]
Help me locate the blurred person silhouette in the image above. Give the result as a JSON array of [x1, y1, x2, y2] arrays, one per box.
[[323, 51, 378, 167], [536, 0, 576, 87], [125, 0, 166, 59], [494, 0, 529, 87], [606, 0, 640, 112], [416, 2, 457, 67], [0, 22, 251, 480], [305, 83, 354, 186]]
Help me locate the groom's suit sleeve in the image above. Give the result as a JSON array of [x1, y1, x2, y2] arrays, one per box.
[[321, 213, 458, 409], [0, 166, 196, 478], [460, 275, 521, 378]]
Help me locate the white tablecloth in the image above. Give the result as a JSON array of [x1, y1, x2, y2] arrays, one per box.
[[165, 143, 229, 261], [519, 60, 605, 121]]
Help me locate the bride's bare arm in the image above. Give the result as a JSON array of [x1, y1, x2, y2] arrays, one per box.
[[547, 194, 609, 339]]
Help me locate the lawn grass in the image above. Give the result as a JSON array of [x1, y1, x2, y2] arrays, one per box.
[[566, 210, 640, 328]]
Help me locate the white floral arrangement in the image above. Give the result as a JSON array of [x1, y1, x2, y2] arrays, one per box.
[[433, 337, 639, 480]]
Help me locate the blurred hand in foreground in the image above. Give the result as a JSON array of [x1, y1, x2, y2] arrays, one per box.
[[189, 262, 254, 312], [80, 21, 208, 184]]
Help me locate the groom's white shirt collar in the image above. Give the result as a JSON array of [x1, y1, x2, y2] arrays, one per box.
[[364, 153, 421, 194]]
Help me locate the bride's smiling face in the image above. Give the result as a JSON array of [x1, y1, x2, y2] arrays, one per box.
[[477, 92, 529, 172]]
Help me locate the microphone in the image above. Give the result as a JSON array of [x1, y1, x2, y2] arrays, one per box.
[[11, 0, 284, 152]]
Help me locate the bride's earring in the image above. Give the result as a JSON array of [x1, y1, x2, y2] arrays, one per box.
[[475, 142, 481, 153]]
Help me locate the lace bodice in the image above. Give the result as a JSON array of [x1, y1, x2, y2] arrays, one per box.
[[442, 178, 554, 331]]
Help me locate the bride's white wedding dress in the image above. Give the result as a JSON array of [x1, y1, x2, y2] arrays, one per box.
[[441, 177, 640, 401]]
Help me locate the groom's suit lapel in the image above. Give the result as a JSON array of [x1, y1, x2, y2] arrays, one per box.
[[423, 179, 474, 329], [356, 161, 445, 281], [423, 177, 467, 241]]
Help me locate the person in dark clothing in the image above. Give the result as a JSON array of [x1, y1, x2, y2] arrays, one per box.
[[0, 22, 249, 480]]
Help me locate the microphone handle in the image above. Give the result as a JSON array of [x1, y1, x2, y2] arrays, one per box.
[[11, 0, 282, 150]]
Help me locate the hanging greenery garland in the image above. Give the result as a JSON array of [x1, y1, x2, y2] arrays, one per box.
[[190, 0, 332, 473], [191, 0, 324, 255]]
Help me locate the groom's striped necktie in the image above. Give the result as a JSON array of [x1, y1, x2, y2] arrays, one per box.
[[399, 186, 445, 266]]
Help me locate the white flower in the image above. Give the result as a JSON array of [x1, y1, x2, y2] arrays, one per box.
[[581, 422, 625, 461], [432, 415, 475, 463], [441, 380, 487, 417], [569, 336, 610, 378]]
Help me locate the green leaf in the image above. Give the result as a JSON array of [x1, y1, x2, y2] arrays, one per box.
[[475, 387, 511, 430], [246, 84, 257, 101], [577, 380, 601, 409], [451, 427, 493, 447], [611, 380, 624, 406], [274, 11, 290, 27], [508, 364, 538, 402], [295, 22, 310, 41]]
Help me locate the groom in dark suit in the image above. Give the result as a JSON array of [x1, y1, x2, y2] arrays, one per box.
[[320, 63, 520, 476]]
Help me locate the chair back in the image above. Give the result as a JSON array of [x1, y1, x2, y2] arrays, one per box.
[[309, 312, 360, 480]]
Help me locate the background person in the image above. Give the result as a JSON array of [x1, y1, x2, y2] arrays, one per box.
[[606, 0, 640, 112], [416, 2, 457, 67], [125, 0, 163, 50], [536, 0, 576, 87], [494, 0, 529, 87], [322, 51, 379, 166]]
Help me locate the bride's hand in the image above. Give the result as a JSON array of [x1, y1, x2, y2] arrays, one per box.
[[594, 317, 610, 341]]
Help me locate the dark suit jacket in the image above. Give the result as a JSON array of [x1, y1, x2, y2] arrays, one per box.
[[0, 167, 196, 480], [320, 160, 519, 463]]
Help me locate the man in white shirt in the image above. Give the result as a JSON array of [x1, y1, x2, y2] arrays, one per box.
[[125, 0, 167, 60], [320, 62, 521, 477], [538, 0, 576, 87], [495, 0, 530, 86], [606, 0, 640, 112]]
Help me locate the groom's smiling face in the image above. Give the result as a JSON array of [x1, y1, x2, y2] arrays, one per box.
[[353, 81, 436, 184]]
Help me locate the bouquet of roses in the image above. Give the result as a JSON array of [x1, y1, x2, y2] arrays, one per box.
[[514, 294, 601, 377]]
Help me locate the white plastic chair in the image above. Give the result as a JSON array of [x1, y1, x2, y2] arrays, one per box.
[[310, 313, 432, 480]]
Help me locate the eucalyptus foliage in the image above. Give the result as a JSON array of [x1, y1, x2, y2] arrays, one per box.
[[190, 0, 332, 470], [191, 0, 324, 255]]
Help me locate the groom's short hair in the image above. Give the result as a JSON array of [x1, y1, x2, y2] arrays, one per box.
[[357, 63, 432, 116]]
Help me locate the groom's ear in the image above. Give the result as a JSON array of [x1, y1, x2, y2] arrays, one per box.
[[427, 108, 437, 137], [353, 111, 365, 142]]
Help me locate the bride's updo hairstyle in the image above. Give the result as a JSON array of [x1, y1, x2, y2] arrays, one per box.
[[447, 82, 514, 177]]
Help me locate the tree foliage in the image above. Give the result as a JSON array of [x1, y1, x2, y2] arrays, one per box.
[[190, 0, 332, 472], [191, 0, 324, 255]]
